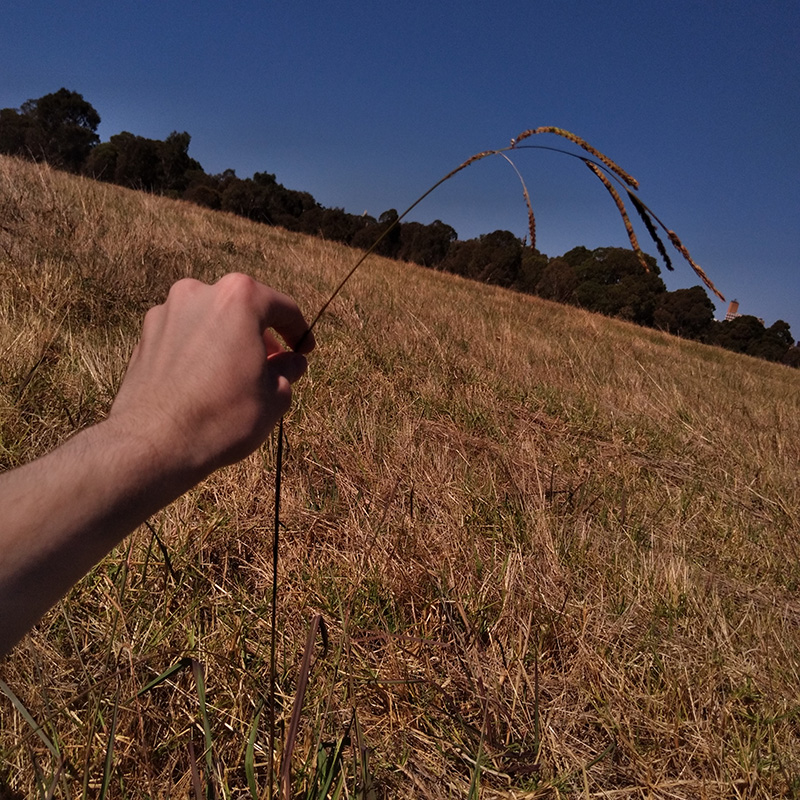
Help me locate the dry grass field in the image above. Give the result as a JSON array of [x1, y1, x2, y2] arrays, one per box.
[[1, 154, 800, 798]]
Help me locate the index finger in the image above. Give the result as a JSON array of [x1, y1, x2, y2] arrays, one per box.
[[217, 274, 315, 354], [262, 288, 316, 354]]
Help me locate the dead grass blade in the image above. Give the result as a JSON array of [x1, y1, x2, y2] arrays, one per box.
[[269, 418, 286, 800], [188, 738, 203, 800], [281, 613, 328, 799], [498, 152, 536, 250], [667, 228, 726, 300], [627, 188, 725, 300], [300, 125, 720, 343]]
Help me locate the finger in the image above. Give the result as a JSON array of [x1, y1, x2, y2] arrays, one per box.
[[263, 329, 284, 356], [212, 274, 316, 354], [251, 283, 316, 354], [267, 351, 308, 385]]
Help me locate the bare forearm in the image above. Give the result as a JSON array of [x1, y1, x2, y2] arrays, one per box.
[[0, 419, 193, 657], [0, 274, 313, 658]]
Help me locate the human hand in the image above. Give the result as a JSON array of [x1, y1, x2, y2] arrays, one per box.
[[109, 273, 315, 480]]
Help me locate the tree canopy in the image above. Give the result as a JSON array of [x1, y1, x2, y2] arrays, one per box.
[[1, 88, 100, 172], [85, 130, 203, 194]]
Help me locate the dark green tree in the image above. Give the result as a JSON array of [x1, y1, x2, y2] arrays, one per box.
[[14, 88, 100, 171], [561, 246, 593, 268], [439, 230, 523, 287], [474, 230, 523, 286], [82, 141, 118, 181], [768, 320, 794, 350], [653, 286, 715, 340], [220, 176, 263, 220], [536, 258, 579, 303], [782, 345, 800, 369], [0, 108, 32, 156], [513, 248, 549, 294], [396, 220, 457, 266], [299, 206, 367, 244], [85, 130, 202, 194], [104, 132, 161, 190], [438, 239, 473, 277], [748, 320, 795, 362], [160, 131, 203, 194], [246, 172, 316, 228], [571, 247, 665, 325], [351, 209, 402, 257], [710, 315, 768, 355]]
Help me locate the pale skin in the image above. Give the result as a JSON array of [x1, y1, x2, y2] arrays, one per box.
[[0, 273, 315, 658]]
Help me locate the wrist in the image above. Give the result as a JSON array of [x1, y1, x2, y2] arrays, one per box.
[[96, 413, 206, 511]]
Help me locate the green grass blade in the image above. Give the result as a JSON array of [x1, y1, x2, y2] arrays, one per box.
[[98, 691, 119, 800], [136, 656, 193, 696], [352, 710, 376, 800], [245, 704, 263, 800], [309, 746, 345, 800], [192, 658, 217, 799], [467, 752, 481, 800], [0, 678, 59, 760]]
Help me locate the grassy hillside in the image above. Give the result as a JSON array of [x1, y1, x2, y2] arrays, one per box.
[[1, 154, 799, 798]]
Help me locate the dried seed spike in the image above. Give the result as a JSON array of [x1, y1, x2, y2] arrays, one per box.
[[626, 190, 673, 271], [584, 161, 649, 272], [667, 230, 726, 301], [441, 150, 498, 183], [513, 128, 538, 144], [499, 152, 536, 250], [525, 186, 536, 250], [516, 127, 639, 190]]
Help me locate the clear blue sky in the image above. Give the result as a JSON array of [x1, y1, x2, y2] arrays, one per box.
[[2, 1, 798, 337]]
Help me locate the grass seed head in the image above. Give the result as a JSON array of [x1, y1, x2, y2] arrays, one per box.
[[584, 160, 648, 271], [667, 229, 725, 300], [515, 126, 640, 189]]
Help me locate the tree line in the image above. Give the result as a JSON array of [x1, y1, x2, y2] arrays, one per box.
[[2, 88, 797, 367]]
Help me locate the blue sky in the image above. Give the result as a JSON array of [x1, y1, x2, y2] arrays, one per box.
[[2, 1, 799, 337]]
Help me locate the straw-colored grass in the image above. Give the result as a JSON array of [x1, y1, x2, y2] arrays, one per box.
[[1, 154, 800, 798]]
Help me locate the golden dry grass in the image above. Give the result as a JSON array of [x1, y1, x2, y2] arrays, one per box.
[[1, 155, 800, 798]]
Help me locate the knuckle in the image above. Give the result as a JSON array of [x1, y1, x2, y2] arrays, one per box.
[[218, 272, 256, 296], [166, 277, 204, 302]]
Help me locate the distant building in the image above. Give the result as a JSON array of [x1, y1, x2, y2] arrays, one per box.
[[723, 299, 764, 325], [725, 300, 741, 321]]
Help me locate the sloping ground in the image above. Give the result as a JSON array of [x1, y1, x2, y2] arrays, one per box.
[[1, 155, 799, 798]]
